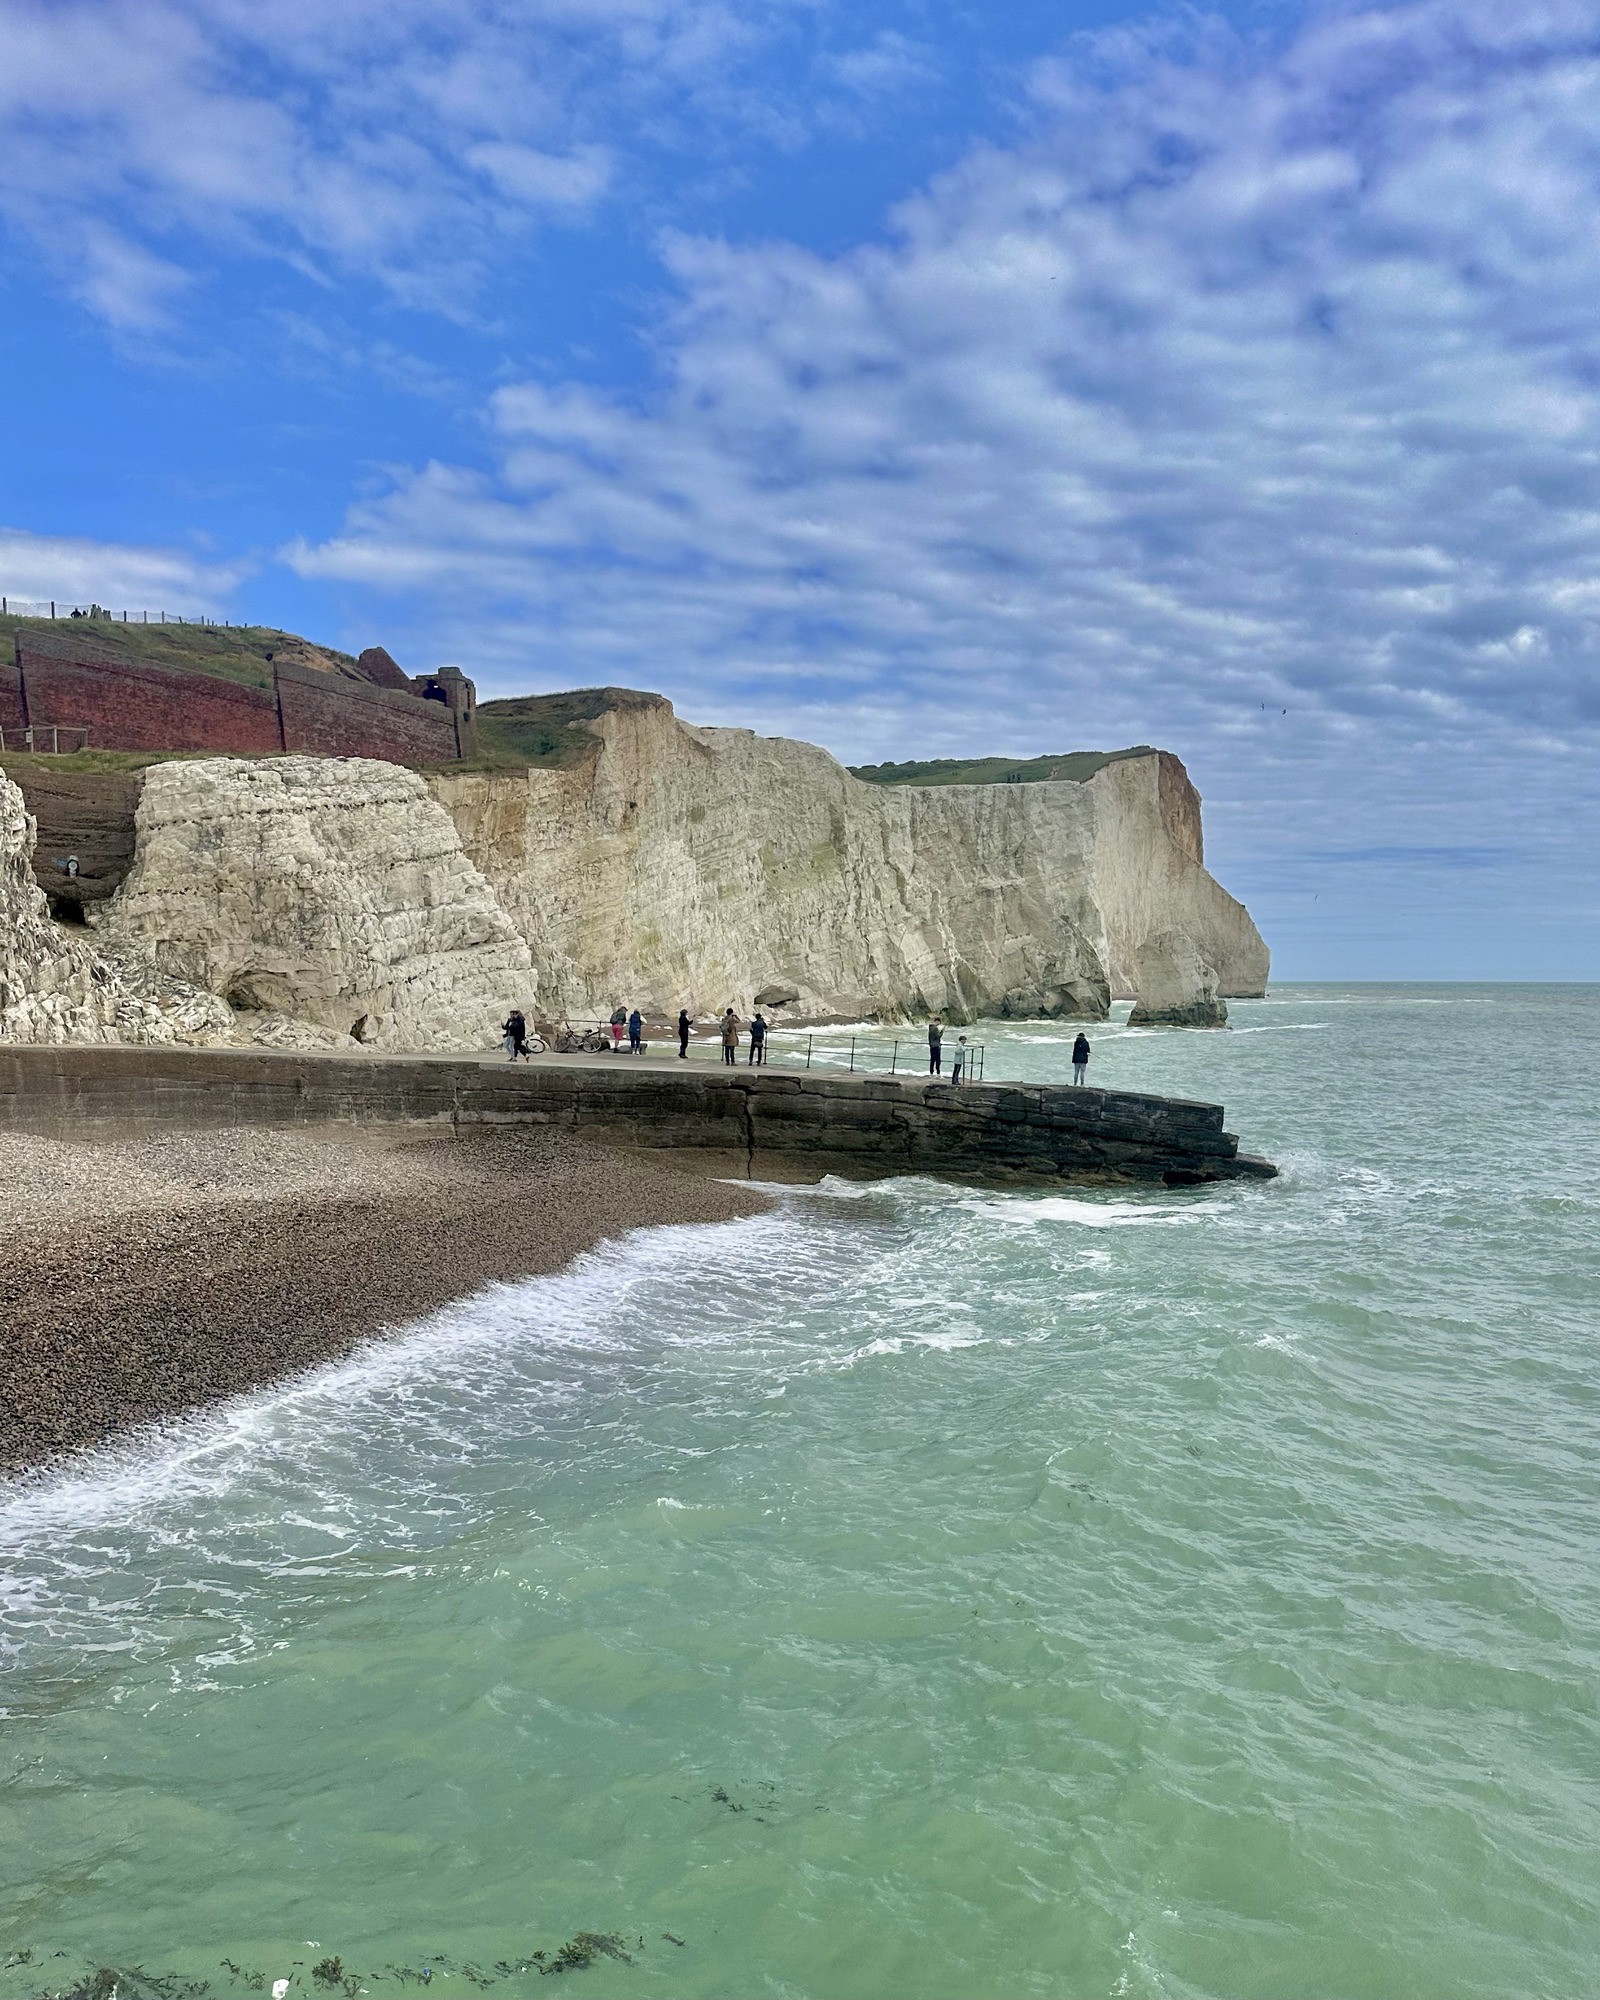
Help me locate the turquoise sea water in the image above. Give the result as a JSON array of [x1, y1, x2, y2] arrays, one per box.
[[3, 986, 1599, 1999]]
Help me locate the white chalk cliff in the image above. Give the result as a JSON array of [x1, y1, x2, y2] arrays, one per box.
[[93, 756, 532, 1049], [8, 698, 1264, 1047], [0, 767, 234, 1046], [431, 693, 1267, 1025]]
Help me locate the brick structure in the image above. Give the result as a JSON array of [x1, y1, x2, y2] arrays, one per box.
[[409, 664, 479, 758], [0, 658, 24, 736], [275, 658, 460, 762], [18, 638, 282, 754], [4, 629, 476, 765], [356, 646, 412, 692]]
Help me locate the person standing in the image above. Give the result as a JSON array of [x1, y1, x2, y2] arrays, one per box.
[[749, 1010, 768, 1065], [678, 1009, 691, 1059], [628, 1007, 643, 1054], [928, 1015, 943, 1076], [610, 1005, 627, 1048], [503, 1008, 528, 1062], [1072, 1031, 1091, 1085], [721, 1008, 740, 1065], [950, 1034, 968, 1085]]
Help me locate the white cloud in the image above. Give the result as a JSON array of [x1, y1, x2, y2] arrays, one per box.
[[0, 0, 917, 321], [0, 527, 247, 613], [465, 142, 613, 208], [289, 0, 1600, 785]]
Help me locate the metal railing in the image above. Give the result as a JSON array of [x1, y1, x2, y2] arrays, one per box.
[[2, 599, 231, 625], [769, 1032, 986, 1083], [0, 724, 91, 753], [529, 1016, 986, 1083]]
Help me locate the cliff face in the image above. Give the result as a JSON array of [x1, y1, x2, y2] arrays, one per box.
[[0, 768, 234, 1046], [93, 757, 532, 1048], [431, 696, 1267, 1023], [7, 698, 1263, 1046]]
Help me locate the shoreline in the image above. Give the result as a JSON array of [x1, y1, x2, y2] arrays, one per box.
[[0, 1124, 771, 1480]]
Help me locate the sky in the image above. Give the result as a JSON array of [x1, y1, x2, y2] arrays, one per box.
[[2, 0, 1599, 980]]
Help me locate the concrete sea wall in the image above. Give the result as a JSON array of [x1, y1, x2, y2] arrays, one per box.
[[0, 1045, 1276, 1187]]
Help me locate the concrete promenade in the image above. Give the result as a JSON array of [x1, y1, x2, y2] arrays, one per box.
[[0, 1041, 1277, 1188]]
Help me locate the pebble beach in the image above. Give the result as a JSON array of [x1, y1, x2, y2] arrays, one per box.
[[0, 1123, 769, 1477]]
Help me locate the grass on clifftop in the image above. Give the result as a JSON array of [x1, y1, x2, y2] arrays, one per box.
[[0, 748, 281, 777], [848, 746, 1158, 787], [1, 613, 360, 691], [465, 688, 667, 771]]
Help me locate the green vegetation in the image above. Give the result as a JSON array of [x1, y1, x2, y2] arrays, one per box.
[[470, 687, 664, 770], [0, 747, 277, 776], [1, 612, 359, 691], [848, 746, 1157, 787]]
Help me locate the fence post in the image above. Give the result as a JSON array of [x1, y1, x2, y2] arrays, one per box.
[[890, 1039, 898, 1074], [848, 1037, 856, 1073], [806, 1035, 813, 1070], [50, 602, 55, 618]]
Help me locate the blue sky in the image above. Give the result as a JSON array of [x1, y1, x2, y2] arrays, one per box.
[[2, 0, 1598, 980]]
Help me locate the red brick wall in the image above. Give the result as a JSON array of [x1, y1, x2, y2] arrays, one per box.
[[356, 646, 412, 691], [274, 659, 459, 763], [19, 644, 283, 754], [7, 634, 465, 764], [0, 660, 25, 736]]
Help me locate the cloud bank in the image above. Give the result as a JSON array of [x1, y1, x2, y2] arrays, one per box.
[[0, 0, 869, 326], [0, 528, 243, 613], [291, 2, 1600, 779]]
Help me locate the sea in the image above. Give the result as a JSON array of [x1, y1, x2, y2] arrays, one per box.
[[2, 986, 1598, 2000]]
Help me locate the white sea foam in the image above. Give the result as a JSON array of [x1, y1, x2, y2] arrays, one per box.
[[0, 1210, 807, 1672], [963, 1193, 1209, 1229]]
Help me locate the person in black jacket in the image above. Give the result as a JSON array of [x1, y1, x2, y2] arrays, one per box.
[[678, 1010, 691, 1059], [928, 1016, 943, 1075], [1072, 1032, 1090, 1085], [628, 1007, 643, 1053]]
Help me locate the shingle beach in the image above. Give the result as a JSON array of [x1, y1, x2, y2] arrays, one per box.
[[0, 1125, 770, 1477]]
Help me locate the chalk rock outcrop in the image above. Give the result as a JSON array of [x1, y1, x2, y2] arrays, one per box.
[[1127, 930, 1228, 1028], [95, 757, 533, 1049], [431, 694, 1267, 1025], [0, 767, 234, 1045]]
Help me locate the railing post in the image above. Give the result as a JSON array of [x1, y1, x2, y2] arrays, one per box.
[[890, 1039, 898, 1074], [806, 1035, 813, 1070], [848, 1037, 855, 1072]]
